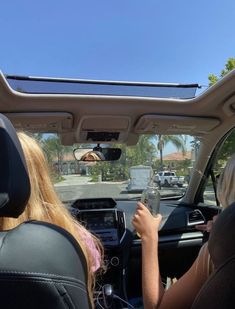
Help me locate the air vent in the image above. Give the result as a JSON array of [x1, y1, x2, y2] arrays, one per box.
[[187, 209, 205, 226]]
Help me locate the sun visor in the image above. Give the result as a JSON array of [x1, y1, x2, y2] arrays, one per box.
[[134, 115, 221, 135], [5, 112, 73, 133]]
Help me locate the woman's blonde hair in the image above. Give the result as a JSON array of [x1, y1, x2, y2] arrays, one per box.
[[0, 132, 103, 307], [81, 151, 102, 161], [217, 153, 235, 209]]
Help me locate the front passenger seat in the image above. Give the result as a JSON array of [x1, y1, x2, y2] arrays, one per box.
[[192, 202, 235, 309], [0, 114, 92, 309]]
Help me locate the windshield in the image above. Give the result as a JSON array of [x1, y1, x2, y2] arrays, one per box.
[[36, 133, 197, 202]]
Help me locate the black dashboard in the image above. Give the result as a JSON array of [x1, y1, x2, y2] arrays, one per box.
[[70, 197, 213, 257], [71, 198, 133, 307], [71, 198, 126, 247], [71, 197, 206, 235], [71, 197, 117, 210]]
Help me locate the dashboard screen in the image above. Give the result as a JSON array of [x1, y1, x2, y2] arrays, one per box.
[[81, 210, 117, 230]]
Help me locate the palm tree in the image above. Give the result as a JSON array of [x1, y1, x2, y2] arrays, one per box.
[[155, 135, 186, 170], [41, 135, 73, 173], [135, 135, 156, 166]]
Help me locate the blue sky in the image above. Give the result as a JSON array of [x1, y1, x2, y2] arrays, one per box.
[[1, 0, 235, 87], [1, 1, 234, 154]]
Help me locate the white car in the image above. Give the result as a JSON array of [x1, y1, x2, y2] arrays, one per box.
[[155, 171, 185, 187]]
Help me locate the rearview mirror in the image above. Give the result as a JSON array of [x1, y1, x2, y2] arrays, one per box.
[[73, 146, 122, 161]]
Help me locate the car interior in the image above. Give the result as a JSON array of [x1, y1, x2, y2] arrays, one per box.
[[1, 70, 235, 308], [191, 201, 235, 309]]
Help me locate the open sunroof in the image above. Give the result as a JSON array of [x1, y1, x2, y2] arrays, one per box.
[[6, 75, 200, 99]]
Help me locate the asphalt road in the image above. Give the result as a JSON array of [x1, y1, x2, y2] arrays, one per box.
[[55, 182, 128, 201], [54, 175, 186, 202]]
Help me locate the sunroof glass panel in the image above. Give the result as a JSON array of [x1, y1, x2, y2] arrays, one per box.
[[6, 76, 199, 99]]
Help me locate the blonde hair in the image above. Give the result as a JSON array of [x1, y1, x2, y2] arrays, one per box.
[[0, 132, 103, 307], [81, 151, 102, 161], [217, 153, 235, 209]]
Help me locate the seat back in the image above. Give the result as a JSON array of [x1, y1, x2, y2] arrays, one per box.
[[0, 114, 30, 216], [192, 203, 235, 309], [191, 256, 235, 309], [0, 221, 92, 309], [0, 114, 91, 309]]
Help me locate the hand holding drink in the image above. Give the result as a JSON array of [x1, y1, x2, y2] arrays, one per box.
[[136, 181, 160, 237], [141, 181, 160, 216]]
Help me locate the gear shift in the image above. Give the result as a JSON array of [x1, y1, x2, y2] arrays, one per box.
[[102, 284, 113, 308], [101, 284, 134, 308]]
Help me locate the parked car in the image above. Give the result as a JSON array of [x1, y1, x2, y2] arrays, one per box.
[[155, 171, 185, 187]]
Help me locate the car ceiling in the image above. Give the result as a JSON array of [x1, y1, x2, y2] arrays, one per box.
[[1, 70, 235, 147]]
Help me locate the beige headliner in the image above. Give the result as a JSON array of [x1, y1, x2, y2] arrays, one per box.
[[1, 70, 235, 146]]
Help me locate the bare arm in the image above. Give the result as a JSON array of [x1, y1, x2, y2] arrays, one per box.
[[141, 234, 164, 309], [132, 202, 164, 309], [132, 203, 211, 309]]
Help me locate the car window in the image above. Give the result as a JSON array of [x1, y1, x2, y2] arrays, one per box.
[[203, 128, 235, 206]]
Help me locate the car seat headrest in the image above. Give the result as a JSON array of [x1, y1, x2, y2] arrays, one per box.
[[0, 114, 30, 217], [208, 202, 235, 269]]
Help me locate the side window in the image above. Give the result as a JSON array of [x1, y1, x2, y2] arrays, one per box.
[[203, 128, 235, 206]]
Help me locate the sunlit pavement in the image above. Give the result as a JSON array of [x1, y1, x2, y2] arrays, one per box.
[[54, 175, 185, 202], [54, 174, 215, 204], [54, 175, 92, 186], [54, 174, 128, 186]]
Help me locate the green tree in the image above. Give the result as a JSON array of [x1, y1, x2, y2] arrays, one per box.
[[208, 58, 235, 86], [154, 135, 186, 170], [216, 130, 235, 164], [33, 133, 44, 142], [88, 135, 156, 182], [126, 135, 156, 167], [41, 134, 73, 173], [208, 58, 235, 164]]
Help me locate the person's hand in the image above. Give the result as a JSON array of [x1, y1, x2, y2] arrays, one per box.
[[195, 215, 218, 233], [132, 202, 162, 240]]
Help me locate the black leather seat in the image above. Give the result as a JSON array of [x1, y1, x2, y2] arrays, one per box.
[[0, 114, 91, 309], [192, 203, 235, 309]]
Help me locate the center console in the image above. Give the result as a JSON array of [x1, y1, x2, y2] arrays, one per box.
[[79, 208, 126, 246], [71, 198, 132, 308]]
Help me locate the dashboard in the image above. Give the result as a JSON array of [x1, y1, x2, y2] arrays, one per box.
[[80, 210, 117, 230], [70, 197, 210, 248], [69, 197, 219, 306], [71, 198, 126, 247], [72, 197, 117, 210], [71, 198, 134, 306]]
